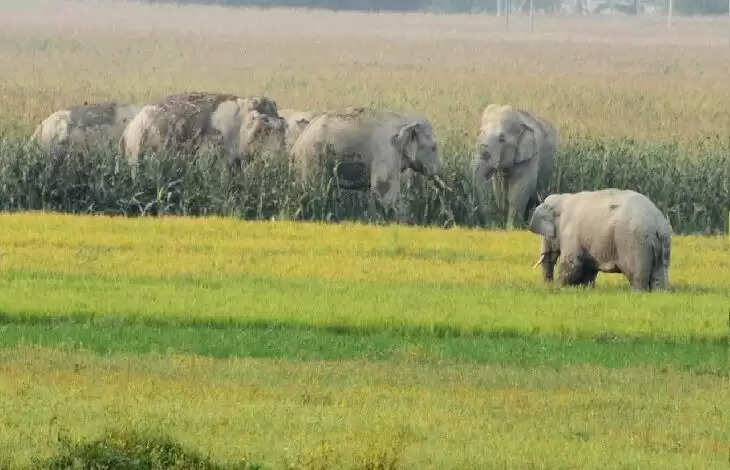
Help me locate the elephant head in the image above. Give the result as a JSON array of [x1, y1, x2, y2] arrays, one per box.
[[529, 195, 561, 282], [239, 110, 287, 163], [472, 106, 538, 185], [392, 120, 445, 188]]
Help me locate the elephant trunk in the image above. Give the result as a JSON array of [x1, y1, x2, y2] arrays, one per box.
[[492, 170, 508, 214], [430, 174, 451, 192], [411, 159, 451, 192]]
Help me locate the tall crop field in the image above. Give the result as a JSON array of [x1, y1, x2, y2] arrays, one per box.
[[0, 1, 728, 232], [1, 138, 727, 232]]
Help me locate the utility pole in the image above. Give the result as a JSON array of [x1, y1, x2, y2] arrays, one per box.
[[497, 0, 501, 17], [506, 0, 511, 31], [530, 0, 535, 32], [667, 0, 672, 28]]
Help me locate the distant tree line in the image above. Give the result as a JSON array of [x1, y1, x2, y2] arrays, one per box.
[[144, 0, 729, 14]]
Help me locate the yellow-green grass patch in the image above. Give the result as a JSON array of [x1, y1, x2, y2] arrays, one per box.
[[0, 347, 727, 468], [0, 213, 726, 341]]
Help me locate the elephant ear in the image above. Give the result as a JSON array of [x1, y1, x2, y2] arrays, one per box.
[[515, 123, 537, 165], [529, 204, 555, 238], [294, 117, 311, 130], [481, 104, 502, 125], [391, 121, 422, 168]]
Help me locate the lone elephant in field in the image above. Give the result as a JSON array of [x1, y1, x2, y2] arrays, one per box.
[[291, 107, 444, 214], [472, 104, 558, 229], [120, 92, 286, 171], [30, 102, 141, 157], [529, 189, 672, 291]]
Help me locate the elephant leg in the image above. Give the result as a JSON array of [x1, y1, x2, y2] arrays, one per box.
[[372, 173, 400, 222], [506, 180, 531, 230], [365, 194, 385, 224], [575, 268, 598, 287], [491, 175, 508, 224], [557, 255, 588, 287], [650, 264, 669, 291], [627, 274, 651, 291], [503, 161, 537, 229], [625, 249, 653, 291]]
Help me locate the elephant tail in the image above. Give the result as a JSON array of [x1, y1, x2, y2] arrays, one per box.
[[649, 229, 671, 290]]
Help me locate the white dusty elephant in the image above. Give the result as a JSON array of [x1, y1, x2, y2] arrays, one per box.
[[291, 107, 445, 212], [120, 92, 286, 171], [278, 109, 322, 150], [472, 104, 557, 229], [30, 102, 140, 157], [529, 189, 672, 291]]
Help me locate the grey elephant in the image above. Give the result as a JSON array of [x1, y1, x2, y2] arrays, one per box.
[[278, 109, 322, 150], [472, 104, 558, 229], [120, 92, 286, 171], [529, 189, 672, 291], [30, 102, 140, 157], [291, 107, 445, 212]]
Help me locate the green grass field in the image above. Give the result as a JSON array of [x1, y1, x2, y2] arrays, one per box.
[[0, 213, 727, 468]]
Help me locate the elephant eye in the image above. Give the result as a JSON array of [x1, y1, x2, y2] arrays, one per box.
[[498, 133, 506, 143]]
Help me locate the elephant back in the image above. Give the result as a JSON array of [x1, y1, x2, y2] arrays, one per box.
[[69, 102, 119, 128], [152, 92, 238, 151], [292, 108, 395, 184]]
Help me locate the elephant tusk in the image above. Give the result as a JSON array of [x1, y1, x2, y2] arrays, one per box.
[[532, 253, 546, 269]]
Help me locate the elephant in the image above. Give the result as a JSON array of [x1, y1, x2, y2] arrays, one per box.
[[472, 104, 558, 229], [290, 107, 445, 214], [30, 102, 140, 157], [529, 189, 672, 291], [278, 109, 322, 150], [120, 92, 286, 171]]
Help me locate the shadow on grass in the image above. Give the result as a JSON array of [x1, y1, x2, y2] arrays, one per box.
[[26, 430, 260, 470], [0, 308, 726, 344], [18, 429, 403, 470], [0, 314, 726, 375]]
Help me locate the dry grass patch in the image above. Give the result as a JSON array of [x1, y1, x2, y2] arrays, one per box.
[[0, 1, 728, 147]]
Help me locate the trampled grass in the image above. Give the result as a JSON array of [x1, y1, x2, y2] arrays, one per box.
[[0, 213, 727, 341], [0, 347, 727, 468]]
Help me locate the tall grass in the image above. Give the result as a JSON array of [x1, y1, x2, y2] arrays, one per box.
[[0, 4, 728, 233], [1, 135, 727, 232]]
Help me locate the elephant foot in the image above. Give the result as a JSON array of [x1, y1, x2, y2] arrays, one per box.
[[557, 257, 596, 287]]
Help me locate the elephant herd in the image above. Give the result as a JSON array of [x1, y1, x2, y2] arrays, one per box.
[[30, 91, 672, 291]]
